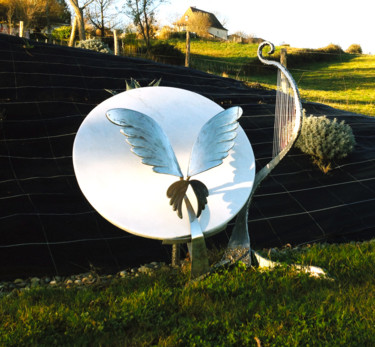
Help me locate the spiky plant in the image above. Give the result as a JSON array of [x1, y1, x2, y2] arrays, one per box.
[[295, 113, 356, 173], [105, 78, 162, 95]]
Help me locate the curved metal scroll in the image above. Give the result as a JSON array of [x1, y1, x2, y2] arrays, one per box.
[[224, 41, 303, 266]]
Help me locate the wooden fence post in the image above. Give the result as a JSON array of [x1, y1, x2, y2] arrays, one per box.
[[185, 31, 190, 67], [113, 30, 119, 56], [280, 48, 288, 93], [280, 48, 287, 67], [19, 21, 24, 38]]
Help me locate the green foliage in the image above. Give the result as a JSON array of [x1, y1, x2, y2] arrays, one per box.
[[346, 44, 363, 54], [295, 113, 356, 172], [1, 241, 375, 345], [169, 31, 187, 39], [51, 26, 72, 41], [76, 39, 112, 54], [318, 43, 344, 54]]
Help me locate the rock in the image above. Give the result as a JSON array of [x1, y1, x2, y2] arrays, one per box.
[[82, 277, 92, 284], [13, 279, 26, 287], [138, 265, 153, 274]]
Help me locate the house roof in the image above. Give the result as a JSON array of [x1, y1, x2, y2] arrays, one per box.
[[184, 7, 228, 31]]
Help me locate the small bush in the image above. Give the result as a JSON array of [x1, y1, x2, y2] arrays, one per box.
[[76, 39, 112, 54], [346, 44, 362, 54], [318, 43, 344, 54], [169, 31, 188, 39], [148, 42, 184, 65], [52, 26, 72, 41], [295, 113, 356, 172]]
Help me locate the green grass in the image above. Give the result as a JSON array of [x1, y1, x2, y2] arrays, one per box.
[[164, 39, 375, 117], [1, 241, 375, 346]]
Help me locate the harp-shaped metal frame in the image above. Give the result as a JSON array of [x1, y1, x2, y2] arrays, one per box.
[[224, 41, 303, 265]]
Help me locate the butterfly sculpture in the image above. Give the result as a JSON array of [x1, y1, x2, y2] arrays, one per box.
[[106, 106, 243, 220]]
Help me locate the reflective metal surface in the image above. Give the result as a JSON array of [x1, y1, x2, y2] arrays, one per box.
[[187, 106, 242, 177], [107, 106, 244, 220], [106, 108, 183, 178], [184, 196, 210, 278]]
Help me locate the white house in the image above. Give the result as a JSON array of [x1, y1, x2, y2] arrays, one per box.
[[176, 7, 228, 40]]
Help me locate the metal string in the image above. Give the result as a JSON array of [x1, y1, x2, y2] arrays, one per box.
[[273, 70, 296, 158]]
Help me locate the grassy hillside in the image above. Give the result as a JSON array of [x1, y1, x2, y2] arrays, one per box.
[[1, 241, 374, 345], [168, 39, 375, 116]]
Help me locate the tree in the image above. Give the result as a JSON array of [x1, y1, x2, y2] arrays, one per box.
[[124, 0, 166, 51], [68, 0, 94, 41], [86, 0, 117, 38], [0, 0, 70, 32]]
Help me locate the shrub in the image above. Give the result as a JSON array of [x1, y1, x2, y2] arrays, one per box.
[[52, 26, 72, 41], [148, 42, 185, 65], [318, 43, 344, 54], [76, 39, 112, 54], [346, 44, 362, 54], [295, 113, 356, 172], [169, 31, 187, 39]]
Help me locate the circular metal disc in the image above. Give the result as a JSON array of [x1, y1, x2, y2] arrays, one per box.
[[73, 87, 255, 241]]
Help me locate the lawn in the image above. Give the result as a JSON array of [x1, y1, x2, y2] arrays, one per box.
[[1, 241, 374, 346], [168, 39, 375, 117]]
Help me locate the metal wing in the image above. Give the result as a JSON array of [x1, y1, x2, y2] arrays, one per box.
[[187, 106, 243, 177], [106, 108, 183, 177]]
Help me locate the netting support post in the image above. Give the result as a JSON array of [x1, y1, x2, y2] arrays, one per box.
[[172, 244, 180, 267], [280, 48, 288, 92], [185, 31, 190, 67], [19, 21, 24, 38], [114, 30, 119, 56]]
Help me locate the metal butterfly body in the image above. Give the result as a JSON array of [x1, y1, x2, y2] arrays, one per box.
[[106, 106, 243, 219]]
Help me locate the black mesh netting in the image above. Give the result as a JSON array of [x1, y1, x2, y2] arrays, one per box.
[[1, 34, 374, 279]]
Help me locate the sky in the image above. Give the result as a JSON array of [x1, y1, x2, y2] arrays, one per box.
[[155, 0, 374, 54]]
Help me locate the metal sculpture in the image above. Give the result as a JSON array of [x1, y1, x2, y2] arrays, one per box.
[[73, 87, 255, 280], [223, 41, 303, 266], [106, 106, 243, 277]]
